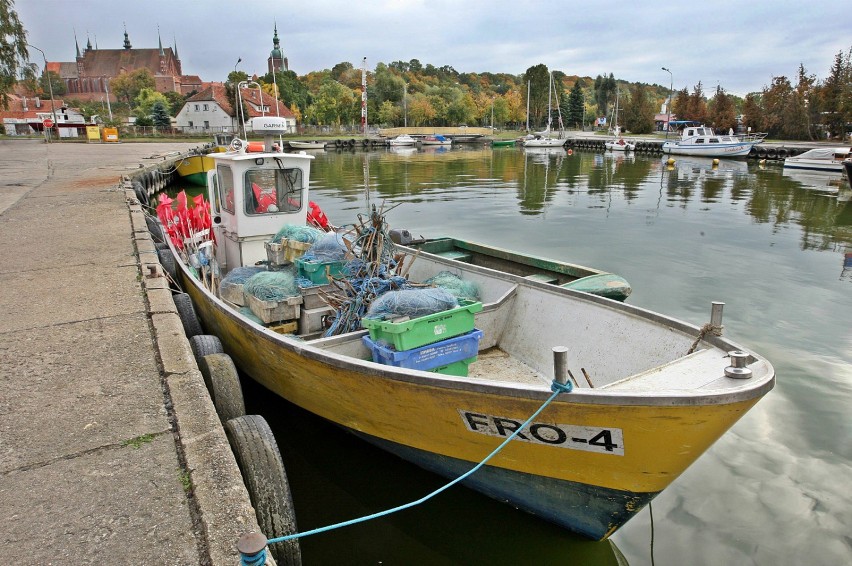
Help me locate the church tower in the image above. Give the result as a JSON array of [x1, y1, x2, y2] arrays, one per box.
[[267, 23, 288, 74]]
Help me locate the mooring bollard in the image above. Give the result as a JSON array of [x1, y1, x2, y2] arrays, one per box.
[[237, 532, 268, 566]]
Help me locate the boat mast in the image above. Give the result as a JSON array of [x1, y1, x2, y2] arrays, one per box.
[[526, 81, 530, 132], [546, 72, 552, 134], [361, 57, 367, 135]]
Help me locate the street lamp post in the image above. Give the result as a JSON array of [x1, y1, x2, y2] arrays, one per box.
[[28, 44, 59, 142], [662, 67, 673, 139]]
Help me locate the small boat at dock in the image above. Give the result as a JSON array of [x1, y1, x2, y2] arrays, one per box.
[[154, 116, 775, 544], [393, 234, 632, 301], [491, 139, 516, 148], [420, 134, 452, 146], [783, 146, 852, 172], [389, 134, 417, 146], [288, 140, 327, 150]]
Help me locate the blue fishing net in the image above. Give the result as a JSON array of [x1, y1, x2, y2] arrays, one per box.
[[424, 271, 481, 302], [364, 287, 459, 321], [272, 224, 325, 244], [243, 269, 299, 301], [238, 306, 265, 325], [302, 232, 353, 262], [323, 275, 414, 336]]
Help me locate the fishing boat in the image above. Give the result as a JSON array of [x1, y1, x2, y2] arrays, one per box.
[[523, 72, 566, 148], [420, 134, 452, 146], [662, 125, 766, 157], [288, 140, 327, 150], [155, 117, 775, 543], [393, 235, 631, 301], [175, 153, 215, 186], [175, 134, 234, 186], [782, 146, 852, 172]]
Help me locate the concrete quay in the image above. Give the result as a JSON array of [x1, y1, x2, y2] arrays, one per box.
[[0, 140, 261, 565]]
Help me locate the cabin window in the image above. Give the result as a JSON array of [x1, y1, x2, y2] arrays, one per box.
[[218, 165, 235, 213], [695, 138, 705, 144], [709, 138, 720, 143], [244, 167, 304, 216]]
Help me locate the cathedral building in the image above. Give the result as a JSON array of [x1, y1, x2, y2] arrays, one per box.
[[267, 24, 288, 74], [49, 27, 203, 101]]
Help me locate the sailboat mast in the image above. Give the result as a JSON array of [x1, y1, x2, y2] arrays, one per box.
[[547, 72, 552, 131], [526, 81, 530, 132]]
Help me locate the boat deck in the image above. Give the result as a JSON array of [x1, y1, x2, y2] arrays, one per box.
[[468, 347, 549, 386]]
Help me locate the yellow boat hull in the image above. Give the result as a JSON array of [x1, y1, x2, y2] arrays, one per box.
[[175, 155, 215, 186], [183, 278, 766, 539]]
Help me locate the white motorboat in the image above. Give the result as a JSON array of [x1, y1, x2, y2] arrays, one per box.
[[782, 147, 852, 172], [605, 138, 636, 152], [420, 134, 452, 146], [662, 125, 766, 157], [389, 134, 417, 147]]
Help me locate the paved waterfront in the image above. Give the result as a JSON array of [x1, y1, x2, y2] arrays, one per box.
[[0, 140, 261, 564]]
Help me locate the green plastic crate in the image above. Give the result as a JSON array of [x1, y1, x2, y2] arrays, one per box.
[[361, 300, 483, 351], [295, 258, 346, 285], [431, 356, 476, 377]]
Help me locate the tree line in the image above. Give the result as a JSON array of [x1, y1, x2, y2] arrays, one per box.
[[2, 0, 849, 140]]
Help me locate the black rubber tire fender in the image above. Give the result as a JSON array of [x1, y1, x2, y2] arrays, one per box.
[[173, 292, 203, 338], [146, 215, 165, 243], [225, 415, 301, 565], [158, 249, 177, 282], [189, 334, 224, 362], [198, 353, 245, 422]]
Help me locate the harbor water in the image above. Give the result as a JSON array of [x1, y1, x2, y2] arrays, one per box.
[[231, 145, 851, 565]]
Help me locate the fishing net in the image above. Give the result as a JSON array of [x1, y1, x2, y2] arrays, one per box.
[[238, 306, 265, 325], [364, 287, 459, 321], [243, 270, 300, 302], [219, 266, 267, 298], [302, 232, 353, 262], [271, 224, 325, 244], [424, 271, 481, 302]]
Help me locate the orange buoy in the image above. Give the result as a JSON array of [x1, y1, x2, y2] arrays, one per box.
[[567, 149, 573, 155], [246, 141, 265, 152]]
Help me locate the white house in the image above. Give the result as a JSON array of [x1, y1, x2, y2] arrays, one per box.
[[175, 84, 296, 133]]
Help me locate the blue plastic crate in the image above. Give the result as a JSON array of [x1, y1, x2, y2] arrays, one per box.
[[363, 329, 483, 371]]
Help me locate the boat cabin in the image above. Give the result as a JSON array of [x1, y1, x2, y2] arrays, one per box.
[[206, 117, 314, 271]]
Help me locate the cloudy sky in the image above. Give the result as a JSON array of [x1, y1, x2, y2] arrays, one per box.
[[16, 0, 848, 97]]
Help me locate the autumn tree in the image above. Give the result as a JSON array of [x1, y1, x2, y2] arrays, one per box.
[[707, 86, 737, 133], [671, 87, 689, 124], [685, 82, 708, 123], [741, 93, 764, 133], [762, 76, 792, 137]]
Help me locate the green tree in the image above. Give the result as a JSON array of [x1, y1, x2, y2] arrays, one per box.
[[151, 100, 171, 128], [624, 83, 655, 134], [309, 79, 355, 125], [593, 73, 616, 119], [330, 61, 353, 81], [671, 87, 689, 124], [111, 68, 155, 104], [1, 0, 33, 109], [377, 99, 401, 126], [373, 63, 405, 104], [523, 64, 550, 128], [408, 93, 436, 126], [39, 69, 65, 96], [565, 81, 584, 129], [133, 87, 169, 118], [818, 48, 852, 139], [163, 90, 187, 116], [762, 76, 792, 137]]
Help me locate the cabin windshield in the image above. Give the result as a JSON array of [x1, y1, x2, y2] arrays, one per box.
[[244, 167, 304, 216], [218, 165, 235, 213]]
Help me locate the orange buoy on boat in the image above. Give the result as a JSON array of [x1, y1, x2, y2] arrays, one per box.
[[246, 142, 265, 152]]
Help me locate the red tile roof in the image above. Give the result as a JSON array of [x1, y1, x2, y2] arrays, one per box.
[[186, 84, 293, 118]]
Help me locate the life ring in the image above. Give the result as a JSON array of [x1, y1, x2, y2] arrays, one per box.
[[225, 415, 301, 564]]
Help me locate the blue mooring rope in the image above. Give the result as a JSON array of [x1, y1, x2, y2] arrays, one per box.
[[240, 378, 573, 565]]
